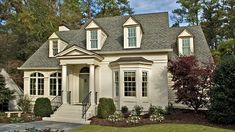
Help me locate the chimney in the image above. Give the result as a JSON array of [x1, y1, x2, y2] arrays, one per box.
[[59, 21, 70, 31]]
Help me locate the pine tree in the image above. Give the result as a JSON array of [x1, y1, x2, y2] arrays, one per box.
[[0, 74, 15, 103]]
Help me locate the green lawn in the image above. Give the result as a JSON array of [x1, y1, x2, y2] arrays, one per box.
[[73, 124, 234, 132]]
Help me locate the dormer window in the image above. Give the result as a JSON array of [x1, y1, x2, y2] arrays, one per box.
[[52, 40, 58, 56], [123, 16, 143, 49], [182, 38, 190, 55], [128, 27, 137, 47], [91, 30, 98, 49], [178, 29, 194, 56]]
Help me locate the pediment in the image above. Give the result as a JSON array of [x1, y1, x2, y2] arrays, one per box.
[[85, 20, 100, 29], [123, 16, 139, 26], [56, 45, 94, 57], [65, 50, 88, 56], [178, 29, 193, 37]]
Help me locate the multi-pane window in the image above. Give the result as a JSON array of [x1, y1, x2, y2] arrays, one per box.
[[90, 30, 98, 48], [50, 72, 62, 96], [128, 27, 136, 47], [52, 40, 58, 56], [30, 73, 44, 95], [182, 38, 190, 55], [142, 72, 148, 97], [124, 71, 136, 96], [114, 71, 119, 96]]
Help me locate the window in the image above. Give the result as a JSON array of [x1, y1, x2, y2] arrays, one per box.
[[90, 30, 98, 48], [52, 40, 58, 56], [142, 72, 148, 97], [128, 27, 136, 47], [30, 72, 44, 95], [124, 71, 136, 96], [50, 72, 62, 96], [114, 71, 119, 96], [182, 38, 190, 55]]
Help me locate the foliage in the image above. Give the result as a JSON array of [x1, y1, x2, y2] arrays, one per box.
[[208, 55, 235, 124], [121, 106, 128, 114], [148, 105, 166, 116], [108, 111, 124, 123], [126, 112, 141, 124], [165, 103, 174, 115], [217, 39, 235, 57], [33, 98, 52, 117], [17, 95, 32, 113], [168, 56, 213, 112], [149, 113, 165, 122], [97, 98, 116, 119], [133, 105, 143, 116], [0, 74, 15, 103], [9, 117, 24, 123], [0, 112, 6, 117], [24, 127, 64, 132]]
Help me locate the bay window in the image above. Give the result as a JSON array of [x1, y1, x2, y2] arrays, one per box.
[[124, 71, 136, 96]]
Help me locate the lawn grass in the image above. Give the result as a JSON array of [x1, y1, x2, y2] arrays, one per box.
[[73, 124, 234, 132]]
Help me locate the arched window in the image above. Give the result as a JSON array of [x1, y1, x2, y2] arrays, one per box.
[[30, 72, 44, 95], [50, 72, 62, 96], [80, 67, 89, 74]]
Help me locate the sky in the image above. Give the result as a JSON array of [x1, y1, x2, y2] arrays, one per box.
[[129, 0, 180, 25]]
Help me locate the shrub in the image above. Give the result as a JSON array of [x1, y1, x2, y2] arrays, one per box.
[[208, 55, 235, 124], [34, 98, 52, 117], [148, 105, 157, 115], [165, 103, 174, 115], [133, 105, 143, 116], [150, 113, 164, 122], [108, 112, 124, 123], [18, 95, 32, 113], [121, 106, 128, 114], [126, 112, 141, 124], [148, 105, 166, 115], [97, 98, 116, 118]]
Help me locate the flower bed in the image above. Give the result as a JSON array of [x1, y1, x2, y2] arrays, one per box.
[[0, 112, 41, 123]]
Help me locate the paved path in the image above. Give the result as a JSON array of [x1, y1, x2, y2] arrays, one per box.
[[0, 121, 83, 132]]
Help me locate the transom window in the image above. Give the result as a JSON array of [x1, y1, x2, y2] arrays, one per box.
[[114, 71, 119, 97], [142, 72, 148, 97], [50, 72, 62, 96], [128, 27, 136, 47], [124, 71, 136, 96], [182, 38, 190, 55], [90, 30, 98, 49], [30, 72, 44, 95], [52, 40, 58, 56]]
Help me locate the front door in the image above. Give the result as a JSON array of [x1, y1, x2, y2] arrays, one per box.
[[79, 67, 89, 103]]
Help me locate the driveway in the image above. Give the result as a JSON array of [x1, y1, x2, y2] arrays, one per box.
[[0, 121, 83, 132]]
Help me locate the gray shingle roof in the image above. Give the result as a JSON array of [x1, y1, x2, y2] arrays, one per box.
[[19, 12, 212, 69]]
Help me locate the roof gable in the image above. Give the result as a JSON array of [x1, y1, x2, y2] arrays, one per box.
[[56, 45, 95, 57], [178, 29, 193, 37], [85, 20, 100, 29], [123, 16, 139, 26], [49, 32, 59, 39]]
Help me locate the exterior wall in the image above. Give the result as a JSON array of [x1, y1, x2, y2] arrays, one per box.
[[98, 53, 169, 111], [23, 70, 62, 104]]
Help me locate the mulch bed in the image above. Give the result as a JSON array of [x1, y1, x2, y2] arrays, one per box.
[[90, 109, 235, 130], [0, 112, 42, 123]]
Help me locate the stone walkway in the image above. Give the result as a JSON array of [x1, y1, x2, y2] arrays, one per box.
[[0, 121, 83, 132]]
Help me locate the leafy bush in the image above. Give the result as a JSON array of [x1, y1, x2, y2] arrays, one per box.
[[165, 103, 174, 115], [9, 117, 24, 123], [208, 55, 235, 124], [126, 112, 141, 124], [0, 112, 6, 117], [133, 105, 143, 116], [34, 98, 52, 117], [149, 113, 164, 122], [121, 106, 128, 114], [97, 98, 116, 118], [108, 112, 124, 123], [18, 95, 32, 113], [148, 105, 166, 116]]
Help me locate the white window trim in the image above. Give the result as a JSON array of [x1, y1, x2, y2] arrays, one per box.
[[123, 70, 137, 97], [142, 71, 148, 97], [29, 72, 44, 96], [113, 70, 120, 98], [128, 27, 137, 47], [49, 72, 62, 96], [49, 38, 60, 57], [90, 30, 98, 49], [178, 37, 194, 56]]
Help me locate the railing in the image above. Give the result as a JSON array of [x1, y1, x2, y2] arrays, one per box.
[[51, 95, 62, 112], [82, 91, 92, 120]]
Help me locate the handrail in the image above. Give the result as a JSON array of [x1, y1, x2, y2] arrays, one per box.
[[82, 91, 92, 120], [51, 95, 62, 112]]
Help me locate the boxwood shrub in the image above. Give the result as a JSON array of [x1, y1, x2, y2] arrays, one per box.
[[97, 98, 116, 118], [34, 98, 52, 117]]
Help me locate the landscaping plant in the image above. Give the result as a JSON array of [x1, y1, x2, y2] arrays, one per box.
[[126, 111, 141, 124], [121, 106, 128, 115], [168, 56, 213, 112], [18, 95, 32, 113], [208, 55, 235, 124], [133, 105, 143, 116], [97, 98, 116, 118], [108, 111, 124, 123], [149, 113, 164, 122], [34, 98, 52, 117]]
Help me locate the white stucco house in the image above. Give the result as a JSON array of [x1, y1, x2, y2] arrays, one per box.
[[18, 12, 212, 123]]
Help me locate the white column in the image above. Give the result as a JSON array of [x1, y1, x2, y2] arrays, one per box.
[[89, 64, 95, 105], [62, 65, 68, 104]]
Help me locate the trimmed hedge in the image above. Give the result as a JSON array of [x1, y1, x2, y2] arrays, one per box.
[[97, 98, 116, 118], [34, 98, 52, 117]]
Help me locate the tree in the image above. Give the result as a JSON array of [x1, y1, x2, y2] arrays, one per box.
[[0, 74, 15, 103], [208, 55, 235, 124], [217, 39, 235, 56], [222, 0, 235, 39], [172, 0, 202, 26], [168, 56, 213, 112]]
